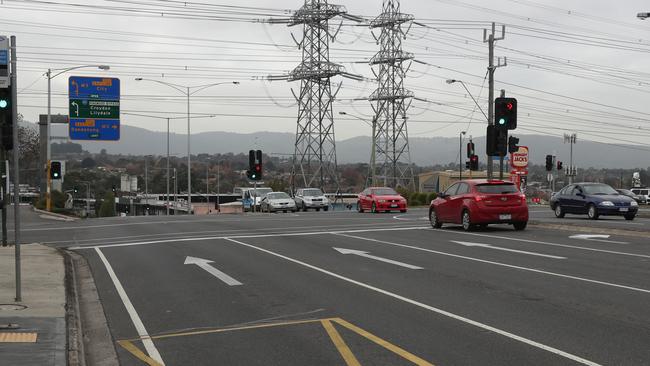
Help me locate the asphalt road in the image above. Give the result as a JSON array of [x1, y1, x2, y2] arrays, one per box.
[[17, 207, 650, 365]]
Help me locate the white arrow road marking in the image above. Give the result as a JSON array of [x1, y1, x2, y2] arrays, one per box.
[[451, 241, 566, 260], [569, 234, 629, 244], [184, 256, 243, 286], [333, 247, 423, 269]]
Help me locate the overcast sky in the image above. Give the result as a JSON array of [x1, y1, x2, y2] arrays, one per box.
[[1, 0, 649, 149]]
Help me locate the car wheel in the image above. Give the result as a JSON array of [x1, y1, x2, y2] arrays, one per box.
[[429, 208, 442, 229], [624, 214, 635, 221], [554, 205, 565, 218], [587, 204, 599, 220], [461, 210, 473, 231], [371, 202, 378, 214], [513, 222, 527, 231], [357, 201, 364, 213]]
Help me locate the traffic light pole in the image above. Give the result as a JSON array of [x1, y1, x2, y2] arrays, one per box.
[[11, 35, 21, 302]]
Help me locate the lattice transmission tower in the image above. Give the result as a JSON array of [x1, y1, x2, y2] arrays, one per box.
[[268, 0, 361, 193], [368, 0, 415, 189]]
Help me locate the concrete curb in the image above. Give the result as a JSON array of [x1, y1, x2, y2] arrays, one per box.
[[63, 250, 85, 366], [528, 221, 650, 238], [64, 251, 119, 366], [33, 207, 77, 221]]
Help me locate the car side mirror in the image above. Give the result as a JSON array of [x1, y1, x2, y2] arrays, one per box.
[[438, 192, 447, 198]]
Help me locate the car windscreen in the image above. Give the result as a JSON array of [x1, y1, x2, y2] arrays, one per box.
[[372, 188, 398, 196], [267, 192, 289, 200], [582, 184, 617, 195], [302, 189, 323, 197], [475, 184, 518, 194], [250, 188, 272, 197]]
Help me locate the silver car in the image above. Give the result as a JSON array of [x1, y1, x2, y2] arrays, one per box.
[[261, 192, 297, 213], [294, 188, 329, 211]]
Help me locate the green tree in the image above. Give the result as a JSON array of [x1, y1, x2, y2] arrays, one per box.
[[98, 192, 115, 217]]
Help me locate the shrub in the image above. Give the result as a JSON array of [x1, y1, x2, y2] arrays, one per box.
[[427, 192, 437, 203], [98, 192, 116, 217]]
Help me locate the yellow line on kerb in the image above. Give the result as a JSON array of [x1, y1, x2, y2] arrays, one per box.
[[117, 340, 163, 366], [321, 319, 362, 366], [333, 318, 435, 366]]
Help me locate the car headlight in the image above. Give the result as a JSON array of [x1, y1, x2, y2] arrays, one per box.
[[600, 201, 614, 206], [378, 199, 386, 203], [631, 201, 638, 207]]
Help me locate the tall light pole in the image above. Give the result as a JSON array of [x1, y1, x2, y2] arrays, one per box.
[[459, 131, 466, 180], [134, 78, 239, 214], [46, 64, 110, 211], [445, 79, 488, 121], [339, 111, 376, 186]]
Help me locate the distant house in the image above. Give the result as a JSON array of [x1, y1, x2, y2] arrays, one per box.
[[418, 170, 489, 193]]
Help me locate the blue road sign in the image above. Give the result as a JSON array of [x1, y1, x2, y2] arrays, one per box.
[[68, 76, 120, 141]]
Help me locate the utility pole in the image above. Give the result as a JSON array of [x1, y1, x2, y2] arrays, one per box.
[[10, 36, 21, 301], [144, 156, 148, 204], [564, 133, 577, 184], [483, 22, 506, 179], [459, 131, 466, 180], [216, 163, 220, 213]]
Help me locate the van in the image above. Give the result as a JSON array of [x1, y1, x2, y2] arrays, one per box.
[[630, 188, 649, 204]]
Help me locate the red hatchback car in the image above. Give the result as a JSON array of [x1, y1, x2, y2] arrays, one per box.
[[357, 187, 407, 213], [429, 179, 528, 231]]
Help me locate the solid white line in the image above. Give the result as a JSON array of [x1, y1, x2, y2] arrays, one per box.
[[435, 230, 650, 259], [224, 238, 601, 366], [451, 241, 567, 259], [337, 234, 650, 294], [94, 248, 165, 365], [69, 226, 427, 250]]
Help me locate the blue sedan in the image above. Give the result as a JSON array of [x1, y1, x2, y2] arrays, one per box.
[[550, 183, 638, 220]]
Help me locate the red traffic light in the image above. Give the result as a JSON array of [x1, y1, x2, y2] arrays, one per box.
[[506, 102, 513, 110]]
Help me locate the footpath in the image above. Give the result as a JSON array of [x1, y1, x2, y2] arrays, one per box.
[[0, 243, 66, 366]]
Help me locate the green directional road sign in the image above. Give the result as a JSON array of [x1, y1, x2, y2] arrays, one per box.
[[69, 99, 120, 119]]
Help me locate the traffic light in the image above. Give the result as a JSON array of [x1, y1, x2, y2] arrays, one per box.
[[255, 149, 262, 180], [557, 161, 563, 171], [494, 97, 517, 130], [508, 136, 520, 154], [545, 155, 553, 171], [466, 141, 475, 158], [73, 186, 78, 194], [50, 161, 62, 179], [112, 185, 117, 192], [469, 155, 479, 171], [486, 125, 508, 157], [0, 87, 12, 150]]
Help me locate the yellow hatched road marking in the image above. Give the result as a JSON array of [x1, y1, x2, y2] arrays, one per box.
[[0, 332, 38, 343], [321, 319, 362, 366], [117, 340, 163, 366], [333, 318, 435, 366]]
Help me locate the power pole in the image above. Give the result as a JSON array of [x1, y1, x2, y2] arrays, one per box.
[[483, 22, 506, 179], [369, 0, 415, 190], [564, 133, 577, 184], [266, 1, 362, 196]]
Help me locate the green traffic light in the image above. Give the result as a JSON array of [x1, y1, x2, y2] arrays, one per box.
[[498, 118, 506, 125], [0, 99, 8, 109]]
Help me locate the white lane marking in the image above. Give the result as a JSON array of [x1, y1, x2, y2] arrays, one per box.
[[393, 215, 428, 221], [224, 238, 601, 366], [451, 241, 567, 260], [95, 248, 165, 365], [184, 256, 243, 286], [568, 235, 629, 245], [333, 247, 423, 269], [68, 226, 428, 250], [435, 230, 650, 260], [337, 234, 650, 295]]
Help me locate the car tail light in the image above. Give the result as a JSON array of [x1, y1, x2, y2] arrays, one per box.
[[519, 194, 526, 204], [474, 195, 488, 202]]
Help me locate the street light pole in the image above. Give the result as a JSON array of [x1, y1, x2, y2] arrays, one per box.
[[459, 131, 466, 181], [167, 118, 170, 216], [46, 64, 109, 211], [134, 78, 239, 214]]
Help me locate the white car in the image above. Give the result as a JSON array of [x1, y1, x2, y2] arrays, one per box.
[[294, 188, 329, 211], [630, 188, 649, 205], [261, 192, 297, 213]]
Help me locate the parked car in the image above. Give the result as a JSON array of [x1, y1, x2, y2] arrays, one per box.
[[630, 187, 649, 205], [294, 188, 329, 211], [260, 192, 297, 213], [429, 179, 528, 231], [357, 187, 407, 213], [616, 189, 645, 204], [240, 187, 273, 211], [550, 183, 638, 220]]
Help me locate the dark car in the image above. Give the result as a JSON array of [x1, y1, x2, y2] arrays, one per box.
[[429, 179, 528, 231], [616, 189, 644, 204], [550, 183, 638, 220]]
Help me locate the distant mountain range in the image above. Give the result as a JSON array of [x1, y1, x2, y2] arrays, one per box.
[[39, 122, 648, 169]]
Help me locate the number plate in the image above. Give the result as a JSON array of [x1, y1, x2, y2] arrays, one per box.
[[619, 208, 629, 212], [499, 214, 512, 220], [391, 204, 398, 208]]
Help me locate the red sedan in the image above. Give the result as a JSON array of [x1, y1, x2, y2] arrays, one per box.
[[357, 187, 407, 213], [429, 179, 528, 231]]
